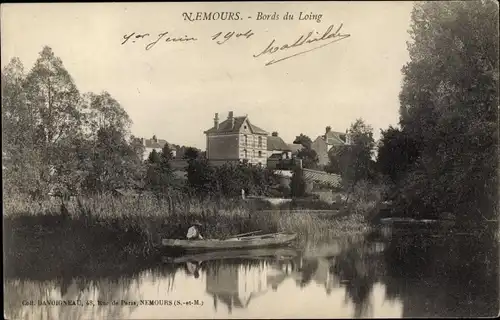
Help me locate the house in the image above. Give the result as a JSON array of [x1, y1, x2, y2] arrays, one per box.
[[140, 135, 177, 160], [311, 126, 350, 167], [267, 132, 294, 169], [204, 111, 269, 166], [311, 136, 330, 167]]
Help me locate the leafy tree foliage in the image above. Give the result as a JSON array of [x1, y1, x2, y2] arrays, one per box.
[[385, 1, 499, 223], [328, 119, 376, 195], [186, 159, 278, 198], [376, 126, 420, 183], [183, 147, 200, 161], [293, 134, 313, 148], [293, 133, 319, 169], [2, 46, 143, 198]]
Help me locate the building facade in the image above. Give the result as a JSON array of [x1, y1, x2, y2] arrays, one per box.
[[140, 135, 177, 161], [204, 111, 269, 166], [311, 126, 350, 167]]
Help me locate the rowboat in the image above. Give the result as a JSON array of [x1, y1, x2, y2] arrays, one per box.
[[163, 247, 299, 264], [161, 232, 297, 251]]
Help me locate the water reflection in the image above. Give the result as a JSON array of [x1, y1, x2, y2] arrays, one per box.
[[4, 230, 498, 319]]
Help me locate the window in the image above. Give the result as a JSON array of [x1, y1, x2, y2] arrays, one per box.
[[258, 136, 262, 148], [258, 151, 262, 158], [244, 135, 248, 146], [244, 149, 247, 159]]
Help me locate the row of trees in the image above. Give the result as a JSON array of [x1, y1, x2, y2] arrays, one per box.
[[2, 47, 148, 199], [145, 144, 279, 199]]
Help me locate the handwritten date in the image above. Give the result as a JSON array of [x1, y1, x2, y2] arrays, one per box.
[[122, 32, 198, 50], [211, 30, 254, 45]]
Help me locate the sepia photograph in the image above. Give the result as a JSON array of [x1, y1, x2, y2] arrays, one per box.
[[2, 1, 499, 319]]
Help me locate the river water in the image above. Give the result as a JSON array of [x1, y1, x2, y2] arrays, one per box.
[[4, 230, 499, 319]]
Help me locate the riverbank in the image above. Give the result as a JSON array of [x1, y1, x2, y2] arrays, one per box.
[[4, 194, 371, 279]]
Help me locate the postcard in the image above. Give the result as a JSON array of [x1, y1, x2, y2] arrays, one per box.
[[2, 1, 499, 319]]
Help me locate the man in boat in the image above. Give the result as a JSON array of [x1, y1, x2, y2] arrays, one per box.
[[186, 221, 204, 240]]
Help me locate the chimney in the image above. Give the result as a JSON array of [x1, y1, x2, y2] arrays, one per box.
[[152, 135, 157, 142], [228, 111, 234, 128], [272, 132, 278, 137], [326, 126, 331, 134], [214, 113, 219, 130]]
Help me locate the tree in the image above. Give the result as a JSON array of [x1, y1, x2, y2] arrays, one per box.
[[293, 133, 319, 169], [183, 147, 200, 161], [296, 148, 319, 169], [293, 134, 313, 148], [21, 46, 84, 197], [144, 143, 177, 195], [395, 0, 499, 223], [83, 126, 143, 194], [376, 126, 420, 183], [1, 58, 47, 198], [24, 46, 82, 152], [290, 167, 307, 198], [329, 119, 376, 197], [186, 157, 217, 197], [82, 91, 131, 139]]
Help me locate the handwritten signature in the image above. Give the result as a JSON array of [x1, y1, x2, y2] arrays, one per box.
[[253, 24, 350, 66]]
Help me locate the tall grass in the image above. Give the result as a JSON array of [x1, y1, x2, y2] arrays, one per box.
[[4, 193, 371, 279]]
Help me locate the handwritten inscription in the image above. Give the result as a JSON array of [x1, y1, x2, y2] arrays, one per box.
[[121, 23, 350, 66], [122, 32, 197, 50], [211, 30, 254, 45], [253, 24, 350, 66]]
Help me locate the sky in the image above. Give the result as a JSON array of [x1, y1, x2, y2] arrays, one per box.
[[1, 2, 414, 150]]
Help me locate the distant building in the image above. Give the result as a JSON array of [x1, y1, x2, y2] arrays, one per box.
[[267, 132, 294, 169], [311, 126, 350, 167], [204, 111, 269, 166], [140, 135, 177, 160]]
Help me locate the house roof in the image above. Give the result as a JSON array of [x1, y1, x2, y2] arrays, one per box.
[[267, 136, 290, 151], [268, 153, 284, 160], [204, 116, 268, 135], [288, 144, 304, 154], [324, 131, 346, 146], [303, 169, 342, 188], [144, 138, 168, 149]]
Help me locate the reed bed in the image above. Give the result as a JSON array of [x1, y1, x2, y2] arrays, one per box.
[[4, 193, 372, 279]]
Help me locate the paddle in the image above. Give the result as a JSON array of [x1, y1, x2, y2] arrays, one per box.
[[225, 230, 262, 239]]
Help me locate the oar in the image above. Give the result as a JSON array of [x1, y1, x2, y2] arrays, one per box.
[[225, 230, 262, 239]]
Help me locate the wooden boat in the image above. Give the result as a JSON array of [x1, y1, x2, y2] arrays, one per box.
[[163, 247, 299, 264], [161, 232, 297, 251]]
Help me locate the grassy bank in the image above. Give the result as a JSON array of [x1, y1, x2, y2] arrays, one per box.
[[4, 194, 371, 279]]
